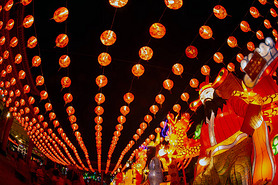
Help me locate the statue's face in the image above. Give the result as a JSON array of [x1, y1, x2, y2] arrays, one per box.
[[200, 87, 215, 104]]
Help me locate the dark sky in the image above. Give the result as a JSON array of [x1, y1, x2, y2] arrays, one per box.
[[20, 0, 278, 172]]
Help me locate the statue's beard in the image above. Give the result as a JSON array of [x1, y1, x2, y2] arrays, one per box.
[[203, 92, 226, 121]]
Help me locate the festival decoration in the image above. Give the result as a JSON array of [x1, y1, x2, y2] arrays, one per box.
[[61, 77, 71, 88], [199, 25, 213, 39], [120, 106, 130, 116], [149, 23, 166, 39], [213, 52, 224, 63], [59, 55, 70, 68], [189, 78, 199, 88], [240, 21, 251, 32], [256, 30, 264, 40], [5, 19, 14, 30], [163, 79, 174, 91], [123, 92, 134, 104], [23, 15, 34, 28], [55, 34, 69, 48], [100, 30, 116, 46], [36, 75, 45, 86], [96, 75, 108, 88], [95, 93, 105, 105], [139, 46, 153, 61], [181, 92, 189, 102], [250, 7, 261, 18], [264, 19, 272, 29], [247, 41, 255, 51], [185, 45, 198, 59], [227, 36, 238, 48], [155, 94, 165, 105], [53, 7, 69, 23], [213, 5, 227, 19], [201, 65, 210, 76], [164, 0, 183, 10], [109, 0, 128, 8], [98, 52, 112, 66], [132, 64, 145, 77], [27, 36, 37, 48], [172, 63, 184, 76]]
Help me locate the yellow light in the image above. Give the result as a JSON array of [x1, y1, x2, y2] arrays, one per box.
[[7, 112, 10, 118], [199, 157, 210, 166]]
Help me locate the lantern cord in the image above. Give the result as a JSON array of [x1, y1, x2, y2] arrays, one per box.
[[110, 8, 118, 30], [157, 7, 167, 23]]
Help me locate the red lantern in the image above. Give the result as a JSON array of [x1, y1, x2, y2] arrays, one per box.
[[155, 127, 161, 133], [36, 75, 44, 86], [199, 25, 213, 39], [56, 34, 68, 48], [133, 134, 139, 141], [190, 78, 199, 88], [240, 21, 251, 32], [5, 19, 14, 30], [96, 75, 108, 88], [201, 65, 210, 76], [173, 104, 181, 113], [64, 93, 73, 104], [236, 53, 244, 63], [53, 120, 60, 128], [61, 76, 71, 88], [132, 64, 145, 77], [53, 7, 69, 23], [256, 30, 264, 40], [94, 116, 103, 124], [0, 36, 5, 45], [3, 51, 9, 59], [23, 85, 30, 93], [144, 114, 152, 124], [117, 115, 126, 124], [181, 92, 189, 102], [1, 70, 6, 78], [33, 107, 39, 115], [123, 92, 134, 104], [15, 90, 21, 97], [27, 36, 37, 48], [40, 91, 48, 100], [100, 30, 116, 46], [136, 128, 143, 136], [264, 19, 272, 29], [149, 23, 166, 39], [28, 96, 35, 105], [213, 52, 224, 63], [120, 105, 130, 116], [94, 106, 104, 116], [139, 46, 153, 61], [172, 63, 184, 76], [32, 56, 41, 67], [227, 36, 238, 48], [18, 70, 26, 80], [275, 0, 278, 8], [6, 65, 12, 73], [66, 106, 75, 116], [163, 79, 174, 91], [10, 37, 18, 47], [227, 63, 235, 72], [23, 15, 34, 28], [59, 55, 70, 68], [69, 115, 76, 123], [250, 7, 260, 18], [0, 56, 3, 64], [49, 112, 56, 121], [150, 105, 159, 115], [116, 124, 123, 131], [95, 93, 105, 105], [4, 0, 13, 11], [155, 94, 165, 105], [270, 8, 277, 18], [213, 5, 227, 19], [15, 54, 22, 64], [38, 115, 44, 122], [247, 42, 255, 51], [58, 128, 63, 134], [71, 123, 78, 131], [45, 103, 52, 112], [109, 0, 128, 8], [164, 0, 183, 10], [114, 131, 121, 137], [185, 45, 198, 59], [0, 21, 2, 30], [140, 122, 148, 130], [98, 52, 112, 66], [149, 134, 155, 141]]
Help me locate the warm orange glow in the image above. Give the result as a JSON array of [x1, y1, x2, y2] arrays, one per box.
[[59, 55, 70, 68], [0, 36, 5, 45], [109, 0, 128, 8], [227, 36, 238, 48], [199, 25, 213, 39], [117, 115, 126, 124], [61, 76, 71, 88], [213, 5, 227, 19], [10, 37, 18, 47], [120, 105, 130, 116], [45, 103, 52, 112], [64, 93, 73, 104], [181, 92, 189, 102], [190, 78, 199, 88], [18, 70, 26, 80], [123, 92, 134, 104], [155, 94, 165, 105], [227, 63, 235, 72], [21, 0, 32, 6], [213, 52, 224, 63], [140, 122, 147, 130], [23, 85, 30, 93], [95, 93, 105, 105], [27, 36, 37, 48], [69, 115, 77, 123], [40, 90, 48, 100], [66, 106, 75, 116], [23, 15, 34, 28], [49, 112, 56, 121], [144, 114, 152, 124], [4, 0, 13, 11], [36, 75, 44, 86], [149, 105, 159, 115], [5, 19, 14, 30], [236, 53, 244, 63], [139, 46, 153, 61], [256, 30, 264, 40], [53, 7, 69, 23], [94, 106, 104, 116], [264, 19, 272, 29], [247, 41, 255, 51], [94, 116, 103, 124], [164, 0, 183, 10], [173, 104, 181, 113], [98, 52, 112, 66], [250, 7, 260, 18], [201, 65, 210, 76], [240, 21, 251, 32], [163, 79, 174, 91], [15, 54, 22, 64], [32, 56, 41, 67], [149, 23, 166, 39], [100, 30, 116, 46], [185, 45, 198, 59], [55, 34, 68, 48], [133, 134, 139, 141], [270, 8, 277, 17], [132, 64, 145, 77], [172, 63, 184, 76]]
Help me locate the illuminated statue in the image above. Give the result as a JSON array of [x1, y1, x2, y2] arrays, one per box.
[[146, 146, 163, 185]]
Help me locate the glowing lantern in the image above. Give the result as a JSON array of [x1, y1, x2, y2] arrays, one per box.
[[100, 30, 116, 46], [144, 114, 152, 124], [15, 54, 22, 64], [61, 77, 71, 88], [95, 93, 105, 105], [23, 15, 34, 28], [40, 91, 48, 100], [53, 120, 59, 128], [36, 76, 44, 86], [133, 134, 139, 141], [56, 34, 68, 48], [45, 103, 52, 112], [236, 53, 244, 63], [227, 36, 238, 48], [28, 96, 35, 104], [132, 64, 145, 77], [3, 51, 9, 59], [264, 19, 272, 29], [155, 94, 165, 105], [109, 0, 128, 8], [114, 130, 120, 137], [117, 115, 126, 124], [53, 7, 68, 23], [258, 0, 267, 5], [23, 85, 30, 93], [96, 75, 108, 88], [213, 52, 224, 63], [5, 19, 14, 30], [240, 21, 251, 32], [64, 93, 73, 104], [59, 55, 70, 68], [227, 62, 235, 72], [18, 70, 26, 79], [0, 36, 5, 45], [201, 65, 210, 76], [256, 30, 264, 40], [149, 23, 166, 39], [1, 70, 6, 78], [116, 124, 123, 131], [250, 7, 260, 18], [181, 92, 189, 102], [139, 46, 153, 61], [120, 105, 130, 116], [172, 63, 184, 76], [173, 104, 181, 113], [58, 128, 63, 134], [15, 90, 20, 97], [163, 79, 174, 91], [136, 128, 143, 136], [66, 106, 75, 116], [94, 116, 103, 124], [155, 127, 161, 133], [10, 37, 18, 47], [123, 92, 134, 104], [5, 81, 10, 89], [270, 8, 277, 17], [273, 29, 278, 38], [149, 134, 155, 141], [185, 45, 198, 59], [71, 124, 78, 131], [150, 105, 159, 115], [33, 107, 39, 115], [0, 21, 2, 30], [164, 0, 183, 10], [98, 53, 112, 67], [49, 112, 56, 121], [247, 42, 255, 51], [140, 122, 148, 130], [4, 0, 13, 11], [213, 5, 227, 19], [0, 57, 2, 64], [93, 106, 103, 116], [190, 78, 199, 88], [199, 25, 213, 39], [32, 56, 41, 67], [275, 0, 278, 8], [69, 115, 76, 123], [27, 36, 37, 48]]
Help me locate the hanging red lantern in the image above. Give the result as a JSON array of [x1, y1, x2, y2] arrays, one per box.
[[38, 115, 44, 122], [123, 92, 134, 104], [95, 93, 105, 105], [28, 96, 35, 105], [155, 94, 165, 105], [236, 53, 244, 63], [139, 46, 153, 61], [247, 42, 255, 51], [58, 128, 63, 134], [144, 114, 152, 124], [69, 115, 76, 123], [117, 115, 126, 124], [56, 34, 68, 48], [36, 76, 44, 86], [1, 70, 6, 78], [5, 19, 14, 30], [199, 25, 213, 39], [5, 81, 10, 89], [150, 105, 159, 115], [172, 63, 184, 76], [100, 30, 116, 46], [66, 106, 75, 116], [114, 131, 120, 137], [155, 127, 161, 133], [120, 105, 130, 116], [185, 45, 198, 59], [15, 90, 20, 97], [250, 7, 260, 18], [109, 0, 128, 8], [264, 19, 272, 29], [64, 93, 73, 104], [140, 122, 148, 130], [94, 116, 103, 124], [18, 70, 26, 80], [33, 107, 39, 115], [258, 0, 267, 5], [213, 52, 224, 63], [163, 79, 174, 91], [94, 106, 103, 116], [32, 56, 41, 67], [53, 7, 69, 23], [275, 0, 278, 8], [132, 64, 145, 77], [270, 8, 277, 17], [273, 29, 278, 38], [116, 124, 123, 131], [149, 23, 166, 39], [71, 123, 78, 131], [149, 134, 155, 141], [133, 134, 139, 141], [40, 90, 48, 100], [53, 120, 59, 128], [227, 36, 238, 48], [240, 21, 251, 32], [190, 78, 199, 88], [23, 85, 30, 93], [6, 65, 12, 73], [0, 56, 3, 64], [10, 37, 18, 47], [49, 112, 56, 121], [213, 5, 227, 19], [61, 76, 71, 88], [181, 92, 189, 102], [136, 128, 143, 136], [4, 0, 13, 11], [27, 36, 37, 48], [227, 63, 235, 72], [59, 55, 70, 68], [23, 15, 34, 28], [14, 54, 22, 64], [0, 36, 5, 45], [3, 50, 9, 59], [98, 52, 112, 66], [96, 75, 108, 88], [173, 104, 181, 113], [164, 0, 183, 10], [201, 65, 210, 76], [45, 103, 52, 112], [0, 21, 2, 30], [256, 30, 264, 40]]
